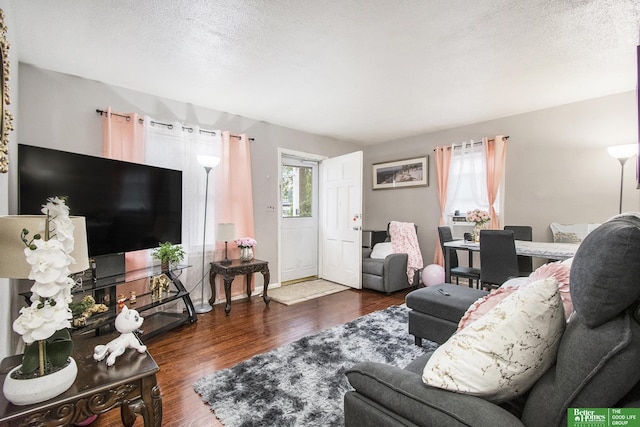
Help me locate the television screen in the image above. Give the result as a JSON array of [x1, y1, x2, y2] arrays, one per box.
[[18, 144, 182, 257]]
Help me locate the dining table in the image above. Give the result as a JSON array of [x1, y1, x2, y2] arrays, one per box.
[[442, 239, 580, 283]]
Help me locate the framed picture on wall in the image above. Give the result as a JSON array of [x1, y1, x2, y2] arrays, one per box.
[[372, 156, 429, 190]]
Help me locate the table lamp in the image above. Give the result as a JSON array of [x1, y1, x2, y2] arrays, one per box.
[[607, 144, 637, 214], [217, 223, 236, 265], [0, 215, 90, 278]]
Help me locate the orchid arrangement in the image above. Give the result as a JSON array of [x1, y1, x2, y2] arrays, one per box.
[[13, 196, 76, 378], [235, 237, 257, 248], [466, 209, 491, 226]]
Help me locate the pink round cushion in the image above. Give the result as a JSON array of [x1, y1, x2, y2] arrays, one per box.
[[529, 261, 572, 318], [458, 261, 573, 331], [457, 287, 517, 331]]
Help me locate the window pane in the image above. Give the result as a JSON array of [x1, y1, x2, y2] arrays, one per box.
[[445, 145, 498, 215], [281, 165, 313, 217]]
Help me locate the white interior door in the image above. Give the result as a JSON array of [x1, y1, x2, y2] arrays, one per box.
[[280, 156, 319, 282], [319, 151, 363, 288]]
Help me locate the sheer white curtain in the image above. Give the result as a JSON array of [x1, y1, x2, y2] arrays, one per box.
[[445, 140, 491, 215], [143, 119, 222, 306]]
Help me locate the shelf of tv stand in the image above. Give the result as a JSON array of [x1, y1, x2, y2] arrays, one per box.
[[71, 265, 197, 341], [79, 264, 189, 290], [75, 310, 194, 342]]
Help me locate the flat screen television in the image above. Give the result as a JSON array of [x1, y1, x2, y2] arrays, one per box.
[[18, 144, 183, 257]]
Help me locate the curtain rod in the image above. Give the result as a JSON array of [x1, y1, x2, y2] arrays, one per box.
[[96, 109, 255, 141], [433, 135, 509, 151]]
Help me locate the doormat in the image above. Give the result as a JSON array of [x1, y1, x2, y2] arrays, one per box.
[[269, 279, 350, 306]]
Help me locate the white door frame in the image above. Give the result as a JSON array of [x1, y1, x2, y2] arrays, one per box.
[[280, 155, 319, 283], [277, 148, 327, 286]]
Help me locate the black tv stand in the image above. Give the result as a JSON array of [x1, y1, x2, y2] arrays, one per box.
[[71, 265, 197, 340]]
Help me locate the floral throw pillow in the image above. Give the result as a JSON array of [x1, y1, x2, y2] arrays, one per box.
[[552, 231, 581, 243]]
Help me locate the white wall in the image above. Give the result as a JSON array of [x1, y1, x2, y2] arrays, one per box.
[[0, 63, 363, 356], [0, 1, 18, 360], [363, 91, 640, 265], [5, 40, 639, 358], [16, 63, 362, 281]]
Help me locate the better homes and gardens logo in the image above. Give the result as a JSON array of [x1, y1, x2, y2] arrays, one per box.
[[569, 408, 640, 427], [572, 409, 607, 426]]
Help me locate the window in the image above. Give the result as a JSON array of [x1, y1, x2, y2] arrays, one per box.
[[281, 165, 313, 217], [445, 142, 500, 216]]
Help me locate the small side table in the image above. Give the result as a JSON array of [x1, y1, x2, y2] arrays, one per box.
[[209, 258, 270, 314], [0, 333, 161, 427]]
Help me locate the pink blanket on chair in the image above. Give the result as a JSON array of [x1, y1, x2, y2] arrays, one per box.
[[389, 221, 423, 285]]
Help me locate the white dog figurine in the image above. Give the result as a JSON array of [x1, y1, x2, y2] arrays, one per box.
[[93, 305, 147, 366]]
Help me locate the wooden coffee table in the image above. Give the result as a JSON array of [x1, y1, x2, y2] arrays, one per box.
[[0, 332, 161, 426]]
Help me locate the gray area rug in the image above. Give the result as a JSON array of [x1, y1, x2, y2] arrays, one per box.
[[194, 304, 437, 426]]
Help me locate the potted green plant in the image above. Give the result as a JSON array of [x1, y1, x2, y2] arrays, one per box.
[[151, 242, 185, 272]]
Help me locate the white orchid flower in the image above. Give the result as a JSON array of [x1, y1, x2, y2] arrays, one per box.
[[24, 239, 71, 283], [13, 300, 71, 343]]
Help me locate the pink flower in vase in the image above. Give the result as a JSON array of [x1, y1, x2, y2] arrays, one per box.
[[234, 237, 257, 248]]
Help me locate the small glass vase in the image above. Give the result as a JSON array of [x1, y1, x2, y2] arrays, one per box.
[[472, 223, 485, 243], [239, 246, 254, 262]]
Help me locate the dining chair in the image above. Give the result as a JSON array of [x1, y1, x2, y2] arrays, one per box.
[[437, 226, 481, 288], [479, 229, 521, 289], [504, 225, 533, 275]]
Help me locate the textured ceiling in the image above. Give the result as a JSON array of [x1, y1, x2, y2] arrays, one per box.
[[10, 0, 640, 144]]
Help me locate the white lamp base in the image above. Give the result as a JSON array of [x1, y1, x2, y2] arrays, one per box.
[[195, 303, 213, 314]]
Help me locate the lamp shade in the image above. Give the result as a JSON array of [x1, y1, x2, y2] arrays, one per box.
[[197, 154, 221, 169], [216, 223, 236, 242], [607, 144, 637, 160], [0, 215, 90, 279]]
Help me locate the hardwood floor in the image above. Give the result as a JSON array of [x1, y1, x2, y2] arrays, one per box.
[[91, 287, 412, 426]]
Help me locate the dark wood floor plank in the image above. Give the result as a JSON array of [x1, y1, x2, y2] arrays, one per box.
[[90, 287, 411, 426]]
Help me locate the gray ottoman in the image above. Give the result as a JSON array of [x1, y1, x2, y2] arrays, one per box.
[[406, 283, 488, 346]]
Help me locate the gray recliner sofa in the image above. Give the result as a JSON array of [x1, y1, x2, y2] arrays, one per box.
[[346, 214, 640, 427], [362, 248, 416, 294], [362, 224, 419, 294]]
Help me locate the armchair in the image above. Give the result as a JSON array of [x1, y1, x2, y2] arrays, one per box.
[[346, 214, 640, 427], [362, 224, 419, 294]]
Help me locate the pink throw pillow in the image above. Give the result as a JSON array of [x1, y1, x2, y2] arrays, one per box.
[[458, 261, 573, 331], [529, 262, 572, 318], [457, 287, 517, 331]]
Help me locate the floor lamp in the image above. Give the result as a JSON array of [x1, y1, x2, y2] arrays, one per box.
[[607, 144, 637, 214], [195, 154, 221, 314]]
